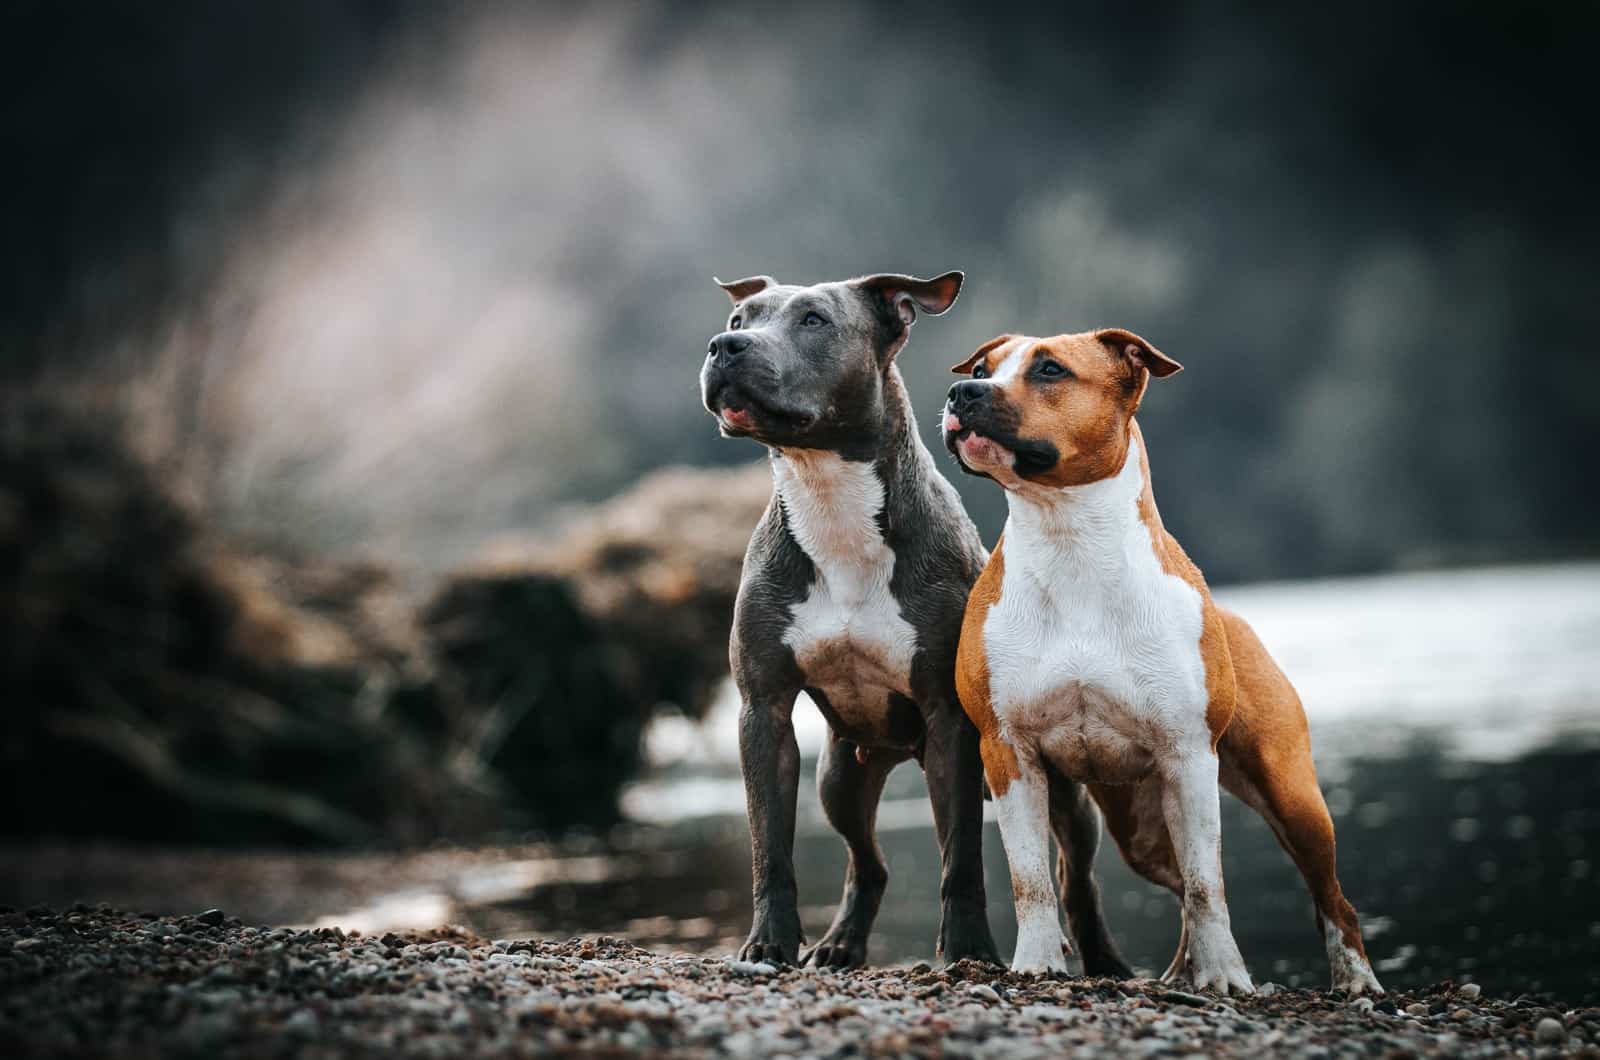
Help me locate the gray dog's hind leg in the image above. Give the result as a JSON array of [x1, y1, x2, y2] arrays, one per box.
[[737, 692, 804, 965], [1048, 771, 1135, 979], [922, 707, 1003, 965], [802, 734, 901, 968]]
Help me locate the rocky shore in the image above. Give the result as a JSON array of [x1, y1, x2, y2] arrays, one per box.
[[2, 906, 1593, 1058]]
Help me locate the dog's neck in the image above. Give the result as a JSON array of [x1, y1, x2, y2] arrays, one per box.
[[1002, 420, 1157, 579], [770, 365, 925, 561]]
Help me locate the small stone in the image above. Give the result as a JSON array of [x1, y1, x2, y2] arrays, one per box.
[[1456, 982, 1481, 1000], [727, 959, 777, 977], [283, 1010, 318, 1036], [1350, 997, 1375, 1014], [965, 983, 1001, 1003], [1536, 1017, 1567, 1045], [1256, 982, 1280, 996], [1405, 1002, 1430, 1017], [1160, 989, 1210, 1007], [196, 909, 225, 927]]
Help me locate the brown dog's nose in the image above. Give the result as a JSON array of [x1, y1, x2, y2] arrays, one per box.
[[947, 380, 990, 414], [709, 332, 752, 360]]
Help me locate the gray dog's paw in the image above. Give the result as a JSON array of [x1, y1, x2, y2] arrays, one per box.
[[738, 918, 802, 967], [801, 928, 868, 969], [938, 909, 1003, 967]]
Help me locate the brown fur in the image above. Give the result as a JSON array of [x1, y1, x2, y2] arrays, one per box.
[[954, 538, 1021, 797], [1132, 421, 1236, 747], [950, 330, 1177, 488]]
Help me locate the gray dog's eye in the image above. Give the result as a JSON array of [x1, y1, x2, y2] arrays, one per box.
[[801, 311, 827, 327], [729, 315, 742, 330]]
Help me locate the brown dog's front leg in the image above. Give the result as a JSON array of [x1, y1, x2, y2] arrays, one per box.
[[737, 691, 803, 965]]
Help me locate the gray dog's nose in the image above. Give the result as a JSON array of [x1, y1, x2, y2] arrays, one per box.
[[709, 332, 752, 360]]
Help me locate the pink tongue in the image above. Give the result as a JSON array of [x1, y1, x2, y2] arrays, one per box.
[[943, 411, 962, 431], [723, 407, 755, 429]]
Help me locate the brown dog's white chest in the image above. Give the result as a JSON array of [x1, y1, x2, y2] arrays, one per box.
[[980, 442, 1215, 779]]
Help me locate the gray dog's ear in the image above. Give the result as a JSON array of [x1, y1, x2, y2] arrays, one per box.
[[854, 271, 964, 327], [714, 275, 775, 303]]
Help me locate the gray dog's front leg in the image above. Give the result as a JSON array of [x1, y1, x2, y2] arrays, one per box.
[[923, 706, 1002, 965], [737, 691, 803, 964]]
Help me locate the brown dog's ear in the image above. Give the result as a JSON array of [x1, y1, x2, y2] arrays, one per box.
[[854, 271, 964, 327], [952, 334, 1015, 375], [714, 275, 775, 303], [1096, 328, 1183, 378]]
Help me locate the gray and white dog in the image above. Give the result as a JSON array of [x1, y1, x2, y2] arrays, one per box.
[[698, 270, 1002, 968]]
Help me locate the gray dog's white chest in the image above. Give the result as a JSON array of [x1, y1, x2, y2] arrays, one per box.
[[774, 451, 917, 735]]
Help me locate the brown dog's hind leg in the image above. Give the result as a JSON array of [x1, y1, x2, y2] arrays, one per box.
[[1088, 779, 1190, 981], [1216, 609, 1383, 995], [1046, 769, 1134, 978]]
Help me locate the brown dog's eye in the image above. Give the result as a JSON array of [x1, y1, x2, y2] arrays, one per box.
[[1035, 359, 1068, 379], [971, 363, 988, 380]]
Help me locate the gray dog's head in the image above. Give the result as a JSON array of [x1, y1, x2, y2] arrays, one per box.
[[700, 271, 963, 454]]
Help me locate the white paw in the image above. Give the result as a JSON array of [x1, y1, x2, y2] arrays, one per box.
[[1332, 963, 1384, 996], [1186, 925, 1253, 995], [1324, 918, 1384, 995], [1010, 925, 1070, 974]]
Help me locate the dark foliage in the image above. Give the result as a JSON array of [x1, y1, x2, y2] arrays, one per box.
[[0, 404, 768, 844]]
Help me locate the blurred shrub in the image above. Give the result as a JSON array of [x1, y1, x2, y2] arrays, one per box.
[[0, 401, 769, 845]]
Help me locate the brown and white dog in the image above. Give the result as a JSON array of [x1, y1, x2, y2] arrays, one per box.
[[941, 329, 1381, 996]]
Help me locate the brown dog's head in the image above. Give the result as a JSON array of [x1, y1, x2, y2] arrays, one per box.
[[941, 329, 1182, 488]]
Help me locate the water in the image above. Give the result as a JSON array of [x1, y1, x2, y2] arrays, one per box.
[[475, 563, 1600, 1001]]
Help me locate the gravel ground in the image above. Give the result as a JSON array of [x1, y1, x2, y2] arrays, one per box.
[[2, 906, 1595, 1059]]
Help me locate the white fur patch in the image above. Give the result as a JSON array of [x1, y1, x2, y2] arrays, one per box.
[[1324, 914, 1384, 995], [989, 338, 1032, 383], [982, 435, 1251, 991], [989, 761, 1069, 973], [984, 436, 1211, 778], [773, 450, 917, 741]]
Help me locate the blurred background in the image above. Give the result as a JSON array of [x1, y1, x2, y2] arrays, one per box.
[[2, 0, 1597, 1001]]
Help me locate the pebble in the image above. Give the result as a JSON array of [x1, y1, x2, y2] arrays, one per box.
[[1535, 1017, 1567, 1044], [283, 1010, 319, 1036], [727, 959, 777, 977], [0, 905, 1584, 1059], [1162, 990, 1210, 1008], [1455, 983, 1481, 1000]]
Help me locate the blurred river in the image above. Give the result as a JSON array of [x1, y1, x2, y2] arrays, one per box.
[[6, 563, 1597, 1001]]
